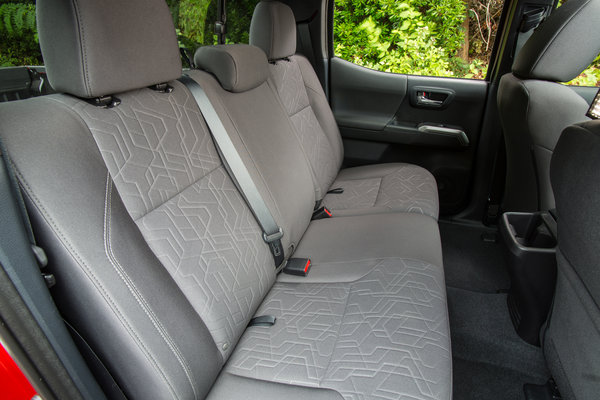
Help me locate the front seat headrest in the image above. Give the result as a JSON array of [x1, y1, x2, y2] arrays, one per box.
[[512, 0, 600, 82]]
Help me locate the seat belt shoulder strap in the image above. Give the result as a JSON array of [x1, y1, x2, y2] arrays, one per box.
[[178, 75, 284, 268]]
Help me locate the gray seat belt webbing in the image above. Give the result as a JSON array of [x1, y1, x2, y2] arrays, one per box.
[[178, 75, 285, 268]]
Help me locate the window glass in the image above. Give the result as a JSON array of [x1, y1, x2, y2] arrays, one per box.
[[0, 0, 260, 68], [333, 0, 504, 79], [168, 0, 259, 49], [0, 0, 42, 66]]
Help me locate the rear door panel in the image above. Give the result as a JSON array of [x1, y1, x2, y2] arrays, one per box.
[[330, 58, 488, 215]]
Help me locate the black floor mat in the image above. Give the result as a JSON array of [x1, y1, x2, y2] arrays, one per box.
[[440, 221, 510, 293], [441, 221, 549, 400], [448, 287, 549, 400]]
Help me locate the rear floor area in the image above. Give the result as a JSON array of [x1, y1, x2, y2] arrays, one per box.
[[440, 221, 549, 400]]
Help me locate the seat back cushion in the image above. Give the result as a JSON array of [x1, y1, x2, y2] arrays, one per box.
[[545, 120, 600, 400], [251, 1, 344, 200]]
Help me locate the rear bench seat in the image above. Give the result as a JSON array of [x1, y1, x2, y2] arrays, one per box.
[[250, 1, 440, 220], [0, 0, 451, 399]]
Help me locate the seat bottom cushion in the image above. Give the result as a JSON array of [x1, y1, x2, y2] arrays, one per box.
[[292, 212, 443, 270], [217, 257, 451, 400], [322, 163, 439, 220]]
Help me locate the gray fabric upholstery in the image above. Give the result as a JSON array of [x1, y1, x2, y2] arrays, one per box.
[[250, 0, 297, 60], [208, 373, 345, 400], [544, 120, 600, 399], [186, 69, 316, 254], [268, 56, 343, 199], [226, 257, 451, 400], [0, 1, 453, 399], [194, 45, 269, 93], [500, 0, 600, 211], [498, 74, 589, 211], [37, 0, 181, 98], [51, 83, 276, 361], [293, 212, 443, 270], [550, 121, 600, 304], [0, 96, 222, 399], [323, 163, 439, 219], [251, 3, 439, 217], [512, 0, 600, 82]]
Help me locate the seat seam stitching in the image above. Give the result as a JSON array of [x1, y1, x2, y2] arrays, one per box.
[[71, 0, 92, 97], [134, 163, 223, 222], [15, 171, 179, 399], [104, 174, 197, 399], [320, 283, 352, 388]]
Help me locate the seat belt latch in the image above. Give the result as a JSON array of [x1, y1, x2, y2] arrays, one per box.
[[312, 206, 332, 220], [262, 227, 283, 244], [263, 227, 285, 268], [248, 315, 276, 327], [283, 258, 312, 277]]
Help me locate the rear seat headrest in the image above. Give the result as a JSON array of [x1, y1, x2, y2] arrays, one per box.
[[512, 0, 600, 82], [250, 1, 296, 61], [194, 45, 269, 93], [37, 0, 182, 99]]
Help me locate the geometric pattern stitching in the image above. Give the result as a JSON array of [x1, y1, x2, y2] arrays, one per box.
[[270, 60, 339, 199], [227, 258, 451, 400], [56, 81, 221, 220], [375, 165, 438, 218], [139, 167, 274, 360], [57, 83, 274, 360], [322, 177, 382, 210], [323, 165, 439, 219]]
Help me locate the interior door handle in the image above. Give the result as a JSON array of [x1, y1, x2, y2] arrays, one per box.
[[411, 87, 454, 109], [417, 94, 444, 106]]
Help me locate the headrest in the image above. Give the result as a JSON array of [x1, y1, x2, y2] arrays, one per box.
[[194, 45, 269, 93], [250, 1, 296, 61], [37, 0, 182, 98], [512, 0, 600, 82]]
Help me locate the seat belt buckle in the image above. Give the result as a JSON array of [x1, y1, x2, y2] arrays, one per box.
[[312, 206, 332, 220], [283, 258, 312, 277]]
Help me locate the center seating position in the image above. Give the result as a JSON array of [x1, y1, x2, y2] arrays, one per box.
[[0, 0, 451, 399]]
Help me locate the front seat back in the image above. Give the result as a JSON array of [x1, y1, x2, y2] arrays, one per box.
[[544, 119, 600, 399], [497, 0, 600, 212]]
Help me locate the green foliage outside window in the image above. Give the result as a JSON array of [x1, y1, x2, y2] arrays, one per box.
[[0, 0, 597, 86], [334, 0, 599, 85], [334, 0, 499, 79], [0, 1, 42, 67], [167, 0, 257, 51]]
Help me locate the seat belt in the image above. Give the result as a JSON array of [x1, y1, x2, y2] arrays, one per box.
[[178, 75, 285, 268], [297, 22, 317, 67]]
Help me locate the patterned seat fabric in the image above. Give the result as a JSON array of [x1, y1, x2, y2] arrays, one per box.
[[251, 1, 439, 219], [0, 0, 451, 399], [226, 258, 451, 400]]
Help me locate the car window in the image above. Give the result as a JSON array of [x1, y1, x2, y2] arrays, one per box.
[[333, 0, 505, 79], [168, 0, 259, 48], [0, 1, 42, 67], [567, 55, 600, 87], [0, 0, 259, 69]]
